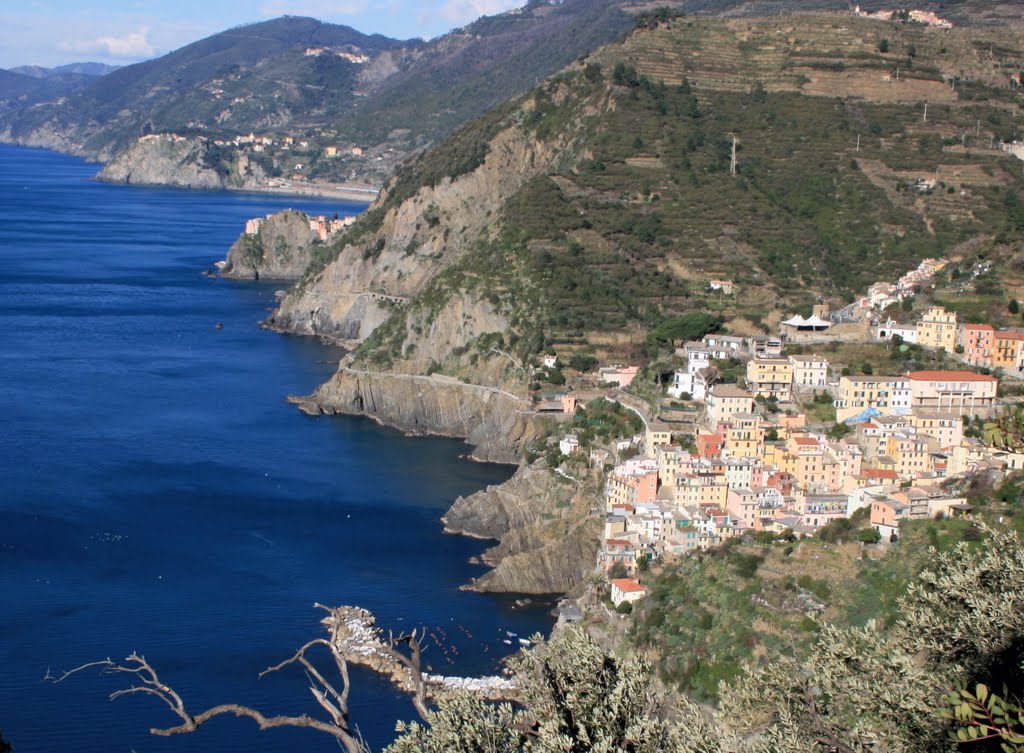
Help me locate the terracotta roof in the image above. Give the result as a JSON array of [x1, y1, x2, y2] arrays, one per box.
[[906, 370, 997, 382], [610, 578, 646, 593], [963, 323, 995, 331], [792, 436, 820, 446], [863, 468, 899, 479], [606, 539, 634, 548]]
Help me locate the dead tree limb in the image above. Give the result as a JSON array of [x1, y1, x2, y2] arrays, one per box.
[[381, 628, 430, 721], [49, 604, 420, 753]]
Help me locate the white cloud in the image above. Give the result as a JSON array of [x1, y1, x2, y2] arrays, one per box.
[[432, 0, 522, 26], [58, 27, 155, 59]]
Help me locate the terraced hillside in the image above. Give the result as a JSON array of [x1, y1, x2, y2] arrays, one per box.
[[276, 11, 1024, 377]]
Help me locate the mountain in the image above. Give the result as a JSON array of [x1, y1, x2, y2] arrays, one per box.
[[0, 67, 99, 114], [0, 1, 642, 182], [0, 16, 413, 160], [10, 62, 120, 78], [265, 9, 1024, 386]]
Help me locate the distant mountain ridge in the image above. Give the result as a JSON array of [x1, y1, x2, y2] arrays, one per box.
[[0, 62, 121, 115], [0, 2, 639, 178], [10, 62, 120, 78]]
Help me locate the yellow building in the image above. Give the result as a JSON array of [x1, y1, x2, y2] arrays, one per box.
[[909, 412, 963, 450], [745, 358, 794, 401], [786, 434, 829, 491], [723, 413, 764, 460], [706, 385, 755, 425], [675, 474, 728, 509], [833, 376, 912, 423], [916, 306, 958, 352], [885, 433, 933, 480], [645, 422, 673, 458]]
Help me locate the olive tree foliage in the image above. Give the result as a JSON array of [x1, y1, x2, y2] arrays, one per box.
[[719, 623, 950, 753], [386, 626, 724, 753], [900, 525, 1024, 673], [719, 524, 1024, 753]]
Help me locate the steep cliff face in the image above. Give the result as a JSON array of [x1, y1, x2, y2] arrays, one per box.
[[268, 110, 578, 351], [96, 135, 268, 190], [220, 210, 322, 280], [301, 366, 544, 464], [444, 464, 601, 594]]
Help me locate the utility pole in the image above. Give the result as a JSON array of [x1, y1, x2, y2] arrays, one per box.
[[923, 102, 928, 123], [856, 133, 861, 152], [730, 134, 738, 176]]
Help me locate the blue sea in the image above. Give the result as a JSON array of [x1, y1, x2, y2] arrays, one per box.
[[0, 144, 550, 752]]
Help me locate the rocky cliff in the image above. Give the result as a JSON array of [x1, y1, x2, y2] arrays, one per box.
[[290, 364, 601, 594], [444, 464, 601, 594], [220, 210, 322, 280], [267, 84, 589, 357], [296, 366, 543, 464], [96, 135, 266, 190]]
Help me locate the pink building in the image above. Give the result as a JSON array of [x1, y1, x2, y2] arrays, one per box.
[[599, 365, 639, 387], [958, 324, 994, 368]]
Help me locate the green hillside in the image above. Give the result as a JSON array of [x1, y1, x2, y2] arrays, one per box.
[[324, 11, 1024, 371]]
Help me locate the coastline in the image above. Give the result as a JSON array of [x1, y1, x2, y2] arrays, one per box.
[[93, 172, 379, 204], [212, 178, 379, 204], [0, 137, 380, 204]]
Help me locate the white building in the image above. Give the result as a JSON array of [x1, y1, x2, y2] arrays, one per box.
[[789, 354, 830, 389]]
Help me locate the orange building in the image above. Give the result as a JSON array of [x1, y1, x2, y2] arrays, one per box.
[[992, 330, 1024, 372]]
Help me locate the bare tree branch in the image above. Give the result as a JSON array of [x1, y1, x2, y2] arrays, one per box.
[[381, 627, 431, 721], [50, 607, 382, 753]]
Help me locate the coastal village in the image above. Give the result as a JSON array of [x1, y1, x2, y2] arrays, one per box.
[[536, 256, 1024, 609]]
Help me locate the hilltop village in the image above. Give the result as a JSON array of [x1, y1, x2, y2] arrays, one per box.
[[527, 257, 1024, 608]]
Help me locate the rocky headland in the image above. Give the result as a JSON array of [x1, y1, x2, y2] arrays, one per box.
[[96, 135, 249, 190], [444, 464, 602, 595], [220, 210, 323, 281], [293, 366, 541, 465]]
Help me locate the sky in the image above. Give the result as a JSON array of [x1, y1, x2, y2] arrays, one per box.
[[0, 0, 525, 69]]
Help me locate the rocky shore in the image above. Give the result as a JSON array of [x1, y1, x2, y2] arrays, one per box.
[[327, 606, 518, 702], [444, 465, 601, 595], [287, 367, 599, 595], [293, 367, 541, 465]]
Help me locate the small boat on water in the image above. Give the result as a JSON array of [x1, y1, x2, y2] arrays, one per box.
[[502, 639, 513, 645], [505, 630, 517, 638], [518, 638, 532, 647]]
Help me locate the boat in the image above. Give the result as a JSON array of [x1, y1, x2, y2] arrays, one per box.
[[518, 638, 532, 647]]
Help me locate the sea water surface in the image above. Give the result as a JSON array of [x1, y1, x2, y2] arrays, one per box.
[[0, 144, 551, 752]]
